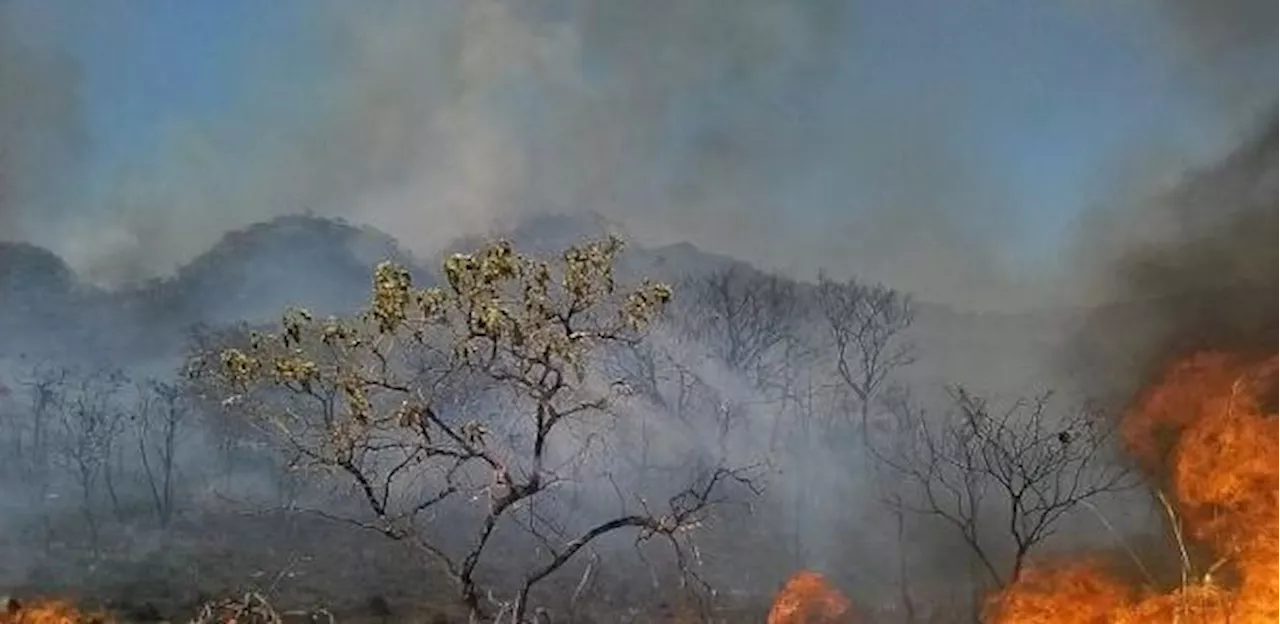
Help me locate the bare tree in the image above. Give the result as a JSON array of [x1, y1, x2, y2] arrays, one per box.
[[604, 319, 771, 467], [815, 272, 915, 429], [133, 379, 189, 527], [8, 364, 65, 482], [2, 363, 68, 550], [813, 274, 916, 616], [674, 266, 816, 569], [203, 236, 756, 622], [600, 336, 723, 479], [53, 368, 127, 554], [875, 387, 1133, 587], [678, 265, 801, 392]]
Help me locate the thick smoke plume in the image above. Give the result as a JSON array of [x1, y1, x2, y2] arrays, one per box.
[[1059, 0, 1276, 398], [1068, 114, 1277, 399]]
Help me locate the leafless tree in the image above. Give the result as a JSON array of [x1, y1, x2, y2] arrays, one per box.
[[6, 364, 65, 483], [133, 379, 190, 527], [677, 265, 801, 392], [812, 274, 917, 613], [672, 267, 821, 567], [2, 363, 68, 550], [815, 272, 915, 428], [875, 387, 1133, 587], [202, 236, 757, 623], [53, 368, 127, 553], [600, 336, 725, 481]]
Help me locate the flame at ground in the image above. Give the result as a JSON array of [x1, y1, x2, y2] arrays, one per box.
[[986, 352, 1279, 623], [0, 599, 107, 624], [767, 570, 857, 624]]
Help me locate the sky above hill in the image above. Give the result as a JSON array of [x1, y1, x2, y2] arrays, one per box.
[[0, 0, 1274, 310]]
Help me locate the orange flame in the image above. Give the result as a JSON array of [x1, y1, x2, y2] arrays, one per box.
[[766, 570, 857, 624], [0, 599, 108, 624], [987, 352, 1279, 623]]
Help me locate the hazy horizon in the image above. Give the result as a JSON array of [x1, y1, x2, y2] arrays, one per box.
[[0, 0, 1274, 311]]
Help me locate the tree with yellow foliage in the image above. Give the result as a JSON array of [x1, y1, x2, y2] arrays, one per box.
[[202, 235, 753, 622]]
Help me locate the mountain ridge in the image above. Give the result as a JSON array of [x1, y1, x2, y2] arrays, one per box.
[[0, 212, 1044, 361]]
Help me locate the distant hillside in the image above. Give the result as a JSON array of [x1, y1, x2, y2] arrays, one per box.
[[0, 210, 1087, 395], [0, 215, 426, 361], [0, 241, 79, 313], [441, 212, 748, 283], [139, 214, 422, 324], [0, 242, 89, 358]]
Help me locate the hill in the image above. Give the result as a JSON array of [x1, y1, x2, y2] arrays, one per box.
[[0, 215, 423, 361], [0, 210, 1147, 395]]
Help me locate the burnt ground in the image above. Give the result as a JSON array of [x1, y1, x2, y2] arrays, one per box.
[[2, 509, 771, 623]]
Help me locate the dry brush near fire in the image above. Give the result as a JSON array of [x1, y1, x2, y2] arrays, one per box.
[[985, 353, 1278, 622], [2, 214, 1269, 624]]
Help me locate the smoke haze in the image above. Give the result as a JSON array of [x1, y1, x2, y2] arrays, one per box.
[[0, 0, 1259, 312], [0, 2, 84, 234], [1054, 0, 1276, 391], [0, 0, 1272, 311], [0, 4, 1273, 620]]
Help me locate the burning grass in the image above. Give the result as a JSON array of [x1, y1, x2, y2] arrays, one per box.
[[11, 352, 1276, 623], [0, 593, 329, 624], [766, 570, 857, 624], [986, 352, 1279, 623], [1, 598, 107, 624]]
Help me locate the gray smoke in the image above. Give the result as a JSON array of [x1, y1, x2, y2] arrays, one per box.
[[0, 2, 83, 236], [1063, 0, 1277, 257], [1055, 0, 1276, 395], [0, 0, 1059, 312], [0, 0, 1274, 311], [1156, 0, 1275, 116], [34, 0, 859, 290], [1066, 113, 1277, 399]]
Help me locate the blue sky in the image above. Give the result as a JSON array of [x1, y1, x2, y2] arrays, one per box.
[[5, 0, 1275, 308], [80, 2, 1227, 191], [71, 0, 305, 170]]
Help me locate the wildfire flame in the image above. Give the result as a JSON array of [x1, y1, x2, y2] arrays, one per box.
[[766, 570, 857, 624], [986, 352, 1279, 623], [11, 353, 1275, 623], [0, 598, 107, 624]]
